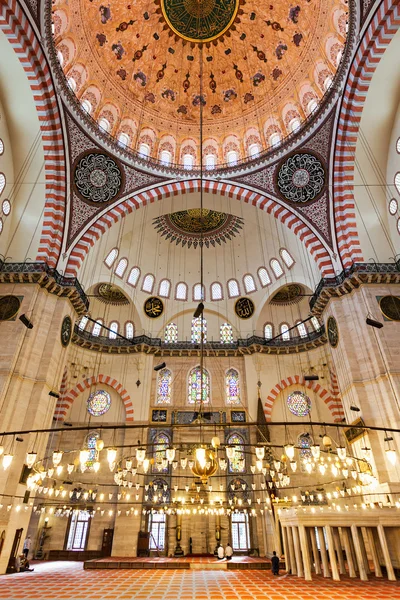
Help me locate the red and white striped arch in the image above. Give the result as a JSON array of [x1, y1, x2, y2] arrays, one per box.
[[264, 375, 345, 422], [0, 0, 66, 267], [333, 0, 400, 268], [53, 374, 134, 421], [65, 179, 334, 277]]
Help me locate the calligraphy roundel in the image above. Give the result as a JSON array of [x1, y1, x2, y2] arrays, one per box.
[[160, 0, 240, 43], [144, 296, 164, 319], [234, 297, 255, 319], [73, 151, 123, 204]]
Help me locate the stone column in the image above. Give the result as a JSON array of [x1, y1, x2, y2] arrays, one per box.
[[333, 527, 346, 575], [351, 525, 368, 581], [317, 526, 330, 578], [309, 527, 322, 574], [325, 525, 340, 581], [299, 525, 312, 581], [281, 526, 290, 573], [359, 527, 371, 575], [377, 525, 396, 581], [366, 527, 382, 577], [342, 527, 357, 577], [287, 526, 297, 575], [292, 526, 304, 577]]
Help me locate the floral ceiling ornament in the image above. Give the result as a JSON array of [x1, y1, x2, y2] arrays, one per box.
[[74, 152, 123, 203], [277, 153, 326, 203], [153, 208, 244, 248]]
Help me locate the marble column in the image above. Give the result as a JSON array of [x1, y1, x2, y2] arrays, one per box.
[[299, 525, 312, 581], [377, 525, 396, 581], [351, 525, 368, 581], [326, 525, 340, 581], [292, 526, 304, 577], [317, 526, 330, 578], [282, 526, 291, 574], [342, 527, 357, 577], [333, 527, 346, 575], [309, 527, 322, 574], [287, 526, 297, 575], [359, 527, 371, 575], [366, 527, 382, 578]]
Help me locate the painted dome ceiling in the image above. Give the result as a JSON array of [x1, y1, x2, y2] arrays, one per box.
[[52, 0, 349, 166]]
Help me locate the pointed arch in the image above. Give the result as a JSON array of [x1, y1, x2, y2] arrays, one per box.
[[53, 374, 134, 421], [264, 375, 344, 422]]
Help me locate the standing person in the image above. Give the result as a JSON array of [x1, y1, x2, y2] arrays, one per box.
[[271, 550, 280, 575], [23, 535, 31, 559], [217, 543, 225, 560], [225, 543, 233, 560]]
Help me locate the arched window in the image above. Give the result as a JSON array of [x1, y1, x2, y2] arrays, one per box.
[[296, 320, 307, 338], [298, 432, 313, 461], [257, 267, 271, 287], [389, 198, 398, 215], [193, 283, 205, 301], [323, 76, 333, 91], [67, 77, 77, 92], [158, 279, 171, 298], [191, 317, 207, 344], [118, 132, 130, 147], [269, 132, 281, 147], [183, 154, 194, 169], [205, 154, 216, 169], [280, 323, 290, 341], [98, 118, 110, 133], [226, 368, 240, 405], [157, 369, 172, 405], [0, 174, 6, 196], [211, 282, 223, 301], [227, 433, 245, 473], [2, 199, 10, 216], [153, 432, 170, 472], [227, 150, 238, 166], [57, 50, 64, 67], [92, 319, 103, 337], [264, 323, 273, 340], [289, 117, 301, 133], [104, 248, 119, 268], [81, 99, 92, 114], [0, 139, 4, 155], [139, 143, 150, 157], [280, 248, 294, 268], [311, 316, 321, 331], [127, 266, 140, 287], [109, 321, 118, 339], [270, 259, 284, 279], [125, 322, 134, 338], [188, 366, 210, 404], [165, 322, 178, 343], [160, 150, 171, 165], [175, 282, 188, 301], [142, 274, 155, 293], [78, 315, 88, 330], [395, 172, 400, 195], [227, 279, 240, 298], [248, 143, 260, 158], [115, 258, 128, 278], [243, 274, 256, 294], [307, 99, 318, 115], [220, 323, 233, 344], [84, 431, 99, 470]]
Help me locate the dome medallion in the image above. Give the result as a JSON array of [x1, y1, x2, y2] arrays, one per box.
[[159, 0, 241, 43]]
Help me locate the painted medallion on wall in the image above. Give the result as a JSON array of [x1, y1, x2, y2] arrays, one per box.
[[326, 315, 339, 348], [277, 152, 325, 203], [61, 315, 72, 347], [0, 295, 21, 321], [234, 297, 255, 319], [379, 295, 400, 321], [74, 151, 123, 204], [144, 296, 164, 318], [159, 0, 240, 43]]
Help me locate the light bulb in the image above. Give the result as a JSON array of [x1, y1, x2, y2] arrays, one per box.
[[136, 448, 146, 462], [93, 461, 100, 473], [337, 447, 346, 461], [26, 452, 37, 469], [195, 447, 206, 467], [311, 445, 320, 460], [180, 458, 188, 469], [56, 465, 63, 476], [361, 447, 371, 461], [2, 454, 13, 470], [256, 460, 263, 472], [284, 445, 295, 460], [255, 446, 265, 460], [125, 459, 132, 470], [290, 461, 297, 472], [143, 458, 150, 473], [79, 449, 89, 464], [107, 448, 117, 464], [166, 447, 176, 463], [52, 450, 63, 467], [386, 448, 397, 466], [67, 463, 74, 474]]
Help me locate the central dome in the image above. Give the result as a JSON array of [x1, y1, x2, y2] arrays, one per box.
[[52, 0, 349, 167]]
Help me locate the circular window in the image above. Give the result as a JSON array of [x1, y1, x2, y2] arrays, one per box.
[[87, 390, 111, 417], [287, 391, 311, 417], [389, 198, 398, 215], [2, 200, 10, 216], [0, 139, 3, 155]]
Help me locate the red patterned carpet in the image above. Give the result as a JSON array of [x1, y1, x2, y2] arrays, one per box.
[[0, 561, 398, 600]]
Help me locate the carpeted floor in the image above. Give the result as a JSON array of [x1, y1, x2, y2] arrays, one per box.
[[0, 561, 398, 600]]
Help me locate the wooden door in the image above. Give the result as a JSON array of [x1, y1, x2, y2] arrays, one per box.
[[101, 528, 114, 556]]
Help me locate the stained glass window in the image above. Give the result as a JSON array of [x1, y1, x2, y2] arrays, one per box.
[[115, 258, 128, 278], [87, 390, 111, 416], [270, 259, 284, 278], [125, 322, 134, 338], [280, 248, 294, 268], [389, 198, 398, 215], [0, 139, 4, 155], [157, 368, 172, 404], [188, 366, 210, 404], [211, 282, 223, 301], [0, 174, 6, 196], [311, 316, 321, 331], [191, 317, 207, 344], [227, 433, 245, 473], [243, 274, 256, 293], [280, 323, 290, 340], [142, 274, 155, 293], [264, 323, 273, 340], [92, 319, 103, 336], [104, 248, 118, 268], [227, 279, 240, 298], [226, 368, 240, 405], [127, 267, 140, 287], [176, 282, 188, 301], [220, 323, 233, 344], [296, 321, 307, 338], [257, 267, 271, 287], [165, 322, 178, 343], [153, 432, 170, 472], [158, 279, 171, 298], [78, 316, 88, 330], [298, 433, 312, 460], [287, 391, 311, 417], [109, 321, 118, 339], [85, 432, 99, 469]]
